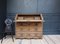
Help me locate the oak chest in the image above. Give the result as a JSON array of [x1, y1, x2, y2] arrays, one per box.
[[15, 14, 44, 39]]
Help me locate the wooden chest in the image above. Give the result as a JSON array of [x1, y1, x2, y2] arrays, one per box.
[[15, 14, 44, 39]]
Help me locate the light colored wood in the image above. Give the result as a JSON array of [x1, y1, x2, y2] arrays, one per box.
[[55, 35, 60, 39], [22, 39, 31, 44], [40, 37, 48, 44], [0, 35, 60, 44], [15, 14, 43, 39], [40, 14, 43, 21], [15, 14, 18, 20], [15, 20, 43, 22], [44, 35, 55, 44], [31, 39, 42, 44], [48, 35, 60, 44]]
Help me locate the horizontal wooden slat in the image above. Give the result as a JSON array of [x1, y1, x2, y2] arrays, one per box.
[[15, 20, 43, 22], [15, 32, 42, 39]]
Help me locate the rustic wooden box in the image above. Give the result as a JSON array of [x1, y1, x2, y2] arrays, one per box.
[[15, 14, 44, 39]]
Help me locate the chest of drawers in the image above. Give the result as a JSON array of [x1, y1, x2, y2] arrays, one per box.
[[15, 14, 44, 39]]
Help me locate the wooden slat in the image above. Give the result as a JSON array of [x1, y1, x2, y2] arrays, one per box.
[[31, 39, 42, 44], [55, 35, 60, 40], [40, 35, 48, 44], [48, 35, 60, 44], [44, 35, 55, 44], [6, 38, 14, 44], [15, 39, 22, 44], [17, 14, 40, 16], [40, 14, 45, 22], [15, 20, 43, 22], [2, 37, 11, 44], [15, 14, 18, 20], [22, 39, 31, 44]]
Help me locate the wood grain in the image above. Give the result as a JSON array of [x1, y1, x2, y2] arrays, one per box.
[[15, 14, 43, 39]]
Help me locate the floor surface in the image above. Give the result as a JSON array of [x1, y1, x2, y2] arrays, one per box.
[[0, 35, 60, 44]]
